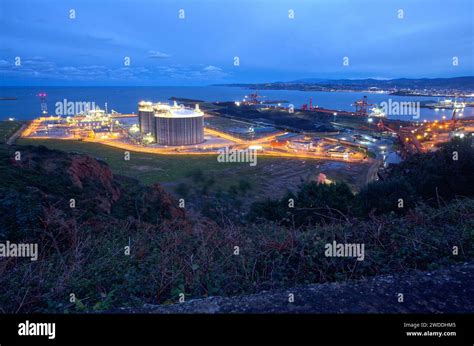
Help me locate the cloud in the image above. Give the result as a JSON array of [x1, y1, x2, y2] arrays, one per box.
[[0, 56, 230, 83], [196, 65, 228, 79], [148, 50, 171, 59], [0, 57, 110, 80], [0, 57, 56, 77], [203, 65, 222, 72]]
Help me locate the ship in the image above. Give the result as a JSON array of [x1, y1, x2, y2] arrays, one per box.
[[368, 106, 387, 118], [424, 99, 465, 110]]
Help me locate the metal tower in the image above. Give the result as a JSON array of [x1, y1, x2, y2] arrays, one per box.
[[38, 92, 48, 115]]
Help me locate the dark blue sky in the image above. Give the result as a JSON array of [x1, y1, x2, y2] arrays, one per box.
[[1, 0, 473, 86]]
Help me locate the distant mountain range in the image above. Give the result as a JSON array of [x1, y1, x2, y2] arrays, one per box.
[[291, 76, 474, 89], [215, 76, 474, 92]]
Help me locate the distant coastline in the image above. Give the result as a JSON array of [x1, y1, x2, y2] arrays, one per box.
[[214, 76, 474, 98]]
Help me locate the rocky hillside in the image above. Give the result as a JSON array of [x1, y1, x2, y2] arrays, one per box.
[[0, 144, 187, 242]]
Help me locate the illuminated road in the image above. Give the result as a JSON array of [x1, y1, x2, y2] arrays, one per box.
[[21, 119, 42, 137], [252, 132, 287, 144], [21, 121, 369, 163], [203, 128, 246, 144], [85, 138, 366, 163]]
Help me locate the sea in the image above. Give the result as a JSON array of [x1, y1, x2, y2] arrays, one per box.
[[1, 86, 472, 121]]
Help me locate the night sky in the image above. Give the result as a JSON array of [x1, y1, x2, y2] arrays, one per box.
[[1, 0, 473, 85]]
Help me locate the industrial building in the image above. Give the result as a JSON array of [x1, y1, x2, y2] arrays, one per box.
[[326, 145, 351, 159], [288, 139, 314, 151], [138, 101, 204, 146]]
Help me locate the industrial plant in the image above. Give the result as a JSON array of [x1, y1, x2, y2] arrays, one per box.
[[138, 101, 204, 146], [18, 90, 474, 171]]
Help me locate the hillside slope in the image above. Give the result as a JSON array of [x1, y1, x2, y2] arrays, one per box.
[[0, 143, 472, 313]]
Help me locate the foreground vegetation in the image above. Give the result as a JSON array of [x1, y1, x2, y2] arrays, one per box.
[[1, 197, 472, 313], [0, 120, 23, 144]]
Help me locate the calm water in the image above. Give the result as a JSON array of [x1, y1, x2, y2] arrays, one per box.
[[1, 86, 472, 121]]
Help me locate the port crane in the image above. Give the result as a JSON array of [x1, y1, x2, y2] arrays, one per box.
[[301, 97, 318, 111], [352, 96, 374, 116], [451, 107, 459, 131], [243, 90, 264, 105]]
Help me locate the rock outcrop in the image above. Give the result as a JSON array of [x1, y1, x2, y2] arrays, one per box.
[[1, 144, 187, 239], [68, 155, 121, 202]]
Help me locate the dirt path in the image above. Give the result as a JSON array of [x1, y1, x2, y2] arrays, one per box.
[[6, 123, 27, 145], [366, 158, 382, 185]]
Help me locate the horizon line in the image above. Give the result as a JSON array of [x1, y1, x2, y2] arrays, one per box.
[[2, 75, 474, 88]]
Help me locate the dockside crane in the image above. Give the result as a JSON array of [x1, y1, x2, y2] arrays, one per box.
[[352, 95, 374, 116], [451, 107, 458, 131], [243, 90, 265, 105], [301, 97, 318, 111]]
